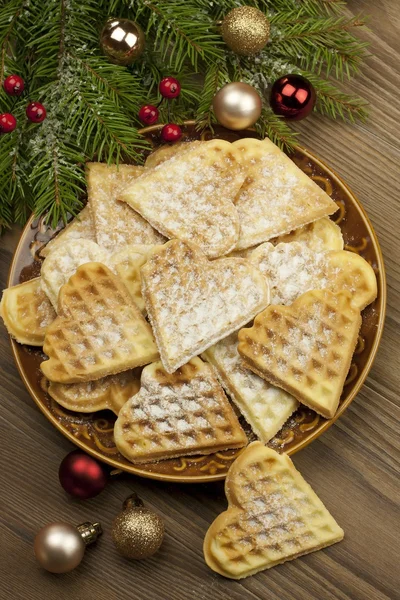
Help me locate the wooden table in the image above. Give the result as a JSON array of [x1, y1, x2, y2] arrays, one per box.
[[1, 1, 399, 598]]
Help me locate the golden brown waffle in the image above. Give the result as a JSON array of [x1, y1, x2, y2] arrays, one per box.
[[141, 240, 270, 373], [40, 205, 96, 258], [272, 217, 344, 251], [203, 333, 298, 443], [47, 370, 140, 414], [110, 244, 162, 312], [250, 241, 377, 309], [0, 278, 56, 346], [119, 140, 244, 258], [41, 262, 159, 384], [114, 357, 247, 463], [144, 141, 203, 168], [238, 290, 362, 418], [204, 441, 344, 579], [86, 162, 165, 252], [232, 138, 337, 250], [41, 239, 112, 309]]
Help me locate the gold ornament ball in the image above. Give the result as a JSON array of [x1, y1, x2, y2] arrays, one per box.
[[100, 18, 145, 66], [221, 6, 270, 56], [112, 494, 165, 560], [213, 82, 262, 130]]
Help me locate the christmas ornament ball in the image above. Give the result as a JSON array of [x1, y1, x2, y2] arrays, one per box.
[[161, 123, 182, 142], [112, 493, 165, 560], [212, 82, 262, 130], [0, 113, 17, 133], [34, 522, 85, 573], [59, 450, 108, 500], [221, 6, 270, 56], [270, 74, 316, 121], [26, 102, 47, 123], [100, 18, 145, 66], [138, 104, 159, 125], [3, 74, 25, 96], [159, 77, 181, 99]]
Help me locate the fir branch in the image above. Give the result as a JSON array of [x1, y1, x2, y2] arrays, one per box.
[[255, 108, 298, 152], [196, 61, 230, 129]]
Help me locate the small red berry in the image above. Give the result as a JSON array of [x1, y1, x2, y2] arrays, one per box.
[[161, 123, 182, 143], [138, 104, 159, 125], [0, 113, 17, 133], [3, 74, 25, 96], [159, 77, 181, 99], [26, 101, 47, 123]]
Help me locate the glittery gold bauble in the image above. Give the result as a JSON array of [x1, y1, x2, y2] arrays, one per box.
[[100, 18, 145, 66], [221, 6, 270, 56], [112, 493, 164, 560], [213, 82, 262, 130]]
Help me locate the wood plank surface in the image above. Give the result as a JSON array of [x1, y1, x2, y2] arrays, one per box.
[[0, 1, 399, 598]]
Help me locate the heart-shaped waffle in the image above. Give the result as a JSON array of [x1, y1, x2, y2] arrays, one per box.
[[204, 441, 343, 579], [41, 262, 159, 384], [87, 162, 165, 252], [232, 138, 338, 250], [238, 290, 362, 418], [141, 240, 270, 373], [114, 357, 247, 463], [40, 205, 96, 258], [271, 217, 344, 252], [47, 370, 140, 414], [119, 140, 244, 258], [144, 140, 204, 168], [250, 241, 377, 309]]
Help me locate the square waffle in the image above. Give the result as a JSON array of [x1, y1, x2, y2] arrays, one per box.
[[114, 357, 247, 463], [141, 240, 270, 373], [238, 290, 362, 418], [40, 205, 96, 258], [232, 138, 338, 250], [47, 370, 140, 414], [204, 441, 343, 579], [0, 277, 56, 346], [250, 241, 377, 309], [41, 262, 159, 384], [119, 140, 244, 258], [203, 333, 298, 443], [87, 162, 165, 252]]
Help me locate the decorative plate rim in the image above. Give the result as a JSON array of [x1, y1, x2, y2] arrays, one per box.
[[7, 125, 387, 483]]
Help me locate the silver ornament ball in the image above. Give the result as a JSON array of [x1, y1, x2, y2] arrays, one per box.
[[212, 82, 262, 130]]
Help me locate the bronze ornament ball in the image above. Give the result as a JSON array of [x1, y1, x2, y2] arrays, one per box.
[[34, 522, 86, 573], [221, 6, 270, 56], [212, 82, 262, 130], [100, 18, 145, 66]]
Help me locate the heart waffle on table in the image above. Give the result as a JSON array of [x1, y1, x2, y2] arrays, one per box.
[[40, 239, 112, 309], [271, 216, 344, 252], [41, 262, 159, 384], [0, 277, 56, 346], [250, 241, 377, 309], [203, 333, 298, 443], [46, 370, 140, 414], [238, 289, 362, 419], [86, 162, 165, 252], [232, 138, 338, 250], [110, 244, 162, 313], [40, 205, 96, 258], [114, 357, 248, 464], [203, 441, 344, 579], [141, 239, 270, 374], [119, 140, 244, 258]]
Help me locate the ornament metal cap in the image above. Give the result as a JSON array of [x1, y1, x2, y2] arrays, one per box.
[[123, 492, 145, 510], [76, 522, 103, 545]]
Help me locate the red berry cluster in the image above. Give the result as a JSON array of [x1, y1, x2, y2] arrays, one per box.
[[0, 74, 47, 134], [138, 76, 182, 143]]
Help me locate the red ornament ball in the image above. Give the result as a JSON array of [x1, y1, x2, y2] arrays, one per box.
[[26, 101, 47, 123], [0, 113, 17, 133], [159, 77, 181, 99], [270, 74, 316, 121], [59, 450, 108, 500], [138, 104, 159, 125], [3, 74, 25, 96], [161, 123, 182, 142]]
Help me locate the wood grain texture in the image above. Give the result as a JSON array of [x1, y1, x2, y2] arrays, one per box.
[[0, 1, 399, 597]]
